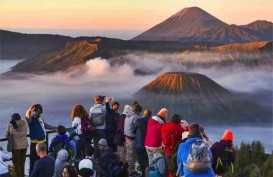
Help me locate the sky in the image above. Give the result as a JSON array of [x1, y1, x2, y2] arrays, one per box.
[[0, 0, 272, 39]]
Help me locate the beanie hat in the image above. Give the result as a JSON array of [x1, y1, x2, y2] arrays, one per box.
[[98, 138, 108, 146], [94, 95, 104, 101], [221, 130, 233, 141], [188, 123, 202, 137], [157, 108, 168, 119], [79, 159, 93, 170]]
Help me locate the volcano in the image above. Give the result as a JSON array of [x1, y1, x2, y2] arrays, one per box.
[[134, 72, 269, 125]]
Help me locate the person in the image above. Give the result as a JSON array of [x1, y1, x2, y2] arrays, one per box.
[[71, 104, 93, 144], [30, 142, 55, 177], [124, 102, 142, 176], [177, 123, 215, 177], [96, 139, 125, 177], [89, 95, 107, 151], [83, 145, 103, 176], [78, 159, 95, 177], [180, 120, 188, 132], [49, 125, 69, 157], [114, 105, 132, 163], [148, 149, 168, 177], [25, 104, 57, 175], [105, 97, 120, 152], [200, 126, 212, 148], [169, 131, 189, 177], [133, 109, 151, 177], [54, 149, 69, 177], [0, 146, 10, 177], [61, 164, 78, 177], [211, 130, 236, 176], [5, 113, 28, 177], [145, 108, 167, 164], [161, 114, 184, 165]]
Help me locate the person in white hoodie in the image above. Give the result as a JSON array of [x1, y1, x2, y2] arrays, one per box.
[[54, 149, 69, 177], [0, 146, 11, 177]]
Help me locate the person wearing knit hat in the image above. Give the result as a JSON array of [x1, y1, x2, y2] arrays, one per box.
[[98, 138, 108, 147], [78, 159, 94, 177], [145, 108, 167, 165], [177, 123, 215, 177], [211, 129, 236, 175], [157, 108, 167, 119]]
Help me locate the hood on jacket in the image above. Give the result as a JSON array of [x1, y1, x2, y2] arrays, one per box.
[[12, 120, 26, 131], [56, 149, 69, 161], [151, 116, 165, 124], [122, 105, 132, 115], [127, 109, 136, 118]]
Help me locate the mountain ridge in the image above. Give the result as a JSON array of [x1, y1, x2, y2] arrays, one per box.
[[132, 7, 273, 43]]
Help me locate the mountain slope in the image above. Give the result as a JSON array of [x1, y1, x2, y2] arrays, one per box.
[[135, 72, 269, 124], [0, 30, 72, 59], [133, 7, 228, 41], [11, 40, 98, 73], [132, 7, 272, 43]]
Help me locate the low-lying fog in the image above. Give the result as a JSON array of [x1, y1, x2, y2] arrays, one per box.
[[0, 52, 272, 151]]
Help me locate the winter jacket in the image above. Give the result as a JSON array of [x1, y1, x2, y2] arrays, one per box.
[[0, 148, 10, 175], [145, 116, 164, 148], [133, 116, 150, 149], [54, 149, 69, 177], [161, 122, 183, 155], [27, 114, 56, 142], [49, 134, 69, 152], [105, 102, 120, 132], [210, 140, 235, 173], [177, 137, 215, 177], [72, 116, 82, 135], [89, 103, 107, 130], [30, 155, 55, 177], [6, 120, 28, 150], [124, 110, 141, 138]]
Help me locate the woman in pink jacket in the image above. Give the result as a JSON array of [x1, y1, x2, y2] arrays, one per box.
[[145, 108, 167, 164]]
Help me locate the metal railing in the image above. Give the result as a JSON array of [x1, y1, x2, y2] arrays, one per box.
[[0, 129, 57, 160]]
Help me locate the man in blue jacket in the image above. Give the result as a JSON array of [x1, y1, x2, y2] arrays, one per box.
[[177, 123, 215, 177], [25, 104, 56, 175]]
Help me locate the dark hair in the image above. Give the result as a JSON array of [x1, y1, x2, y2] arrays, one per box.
[[133, 102, 142, 113], [171, 114, 182, 123], [78, 168, 93, 177], [112, 101, 120, 107], [57, 125, 66, 135], [10, 113, 21, 129], [62, 164, 78, 177], [34, 104, 43, 113], [85, 145, 94, 156]]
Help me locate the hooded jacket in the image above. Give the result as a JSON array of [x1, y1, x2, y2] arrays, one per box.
[[161, 121, 183, 155], [133, 115, 150, 149], [6, 120, 28, 150], [54, 149, 69, 177], [124, 110, 141, 138], [145, 116, 164, 148], [177, 137, 215, 177]]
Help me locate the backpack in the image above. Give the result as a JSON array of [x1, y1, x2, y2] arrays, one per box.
[[148, 156, 167, 177], [212, 146, 234, 174], [185, 140, 211, 174], [162, 124, 179, 152], [81, 117, 93, 136], [90, 105, 105, 126]]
